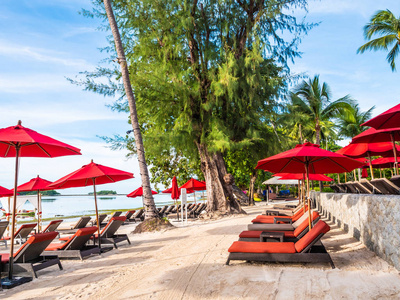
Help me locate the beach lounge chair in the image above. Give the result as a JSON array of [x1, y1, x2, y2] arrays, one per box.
[[264, 203, 304, 216], [61, 216, 92, 231], [0, 231, 63, 278], [252, 207, 309, 224], [344, 182, 358, 193], [189, 203, 207, 218], [90, 214, 107, 227], [42, 220, 63, 233], [122, 210, 136, 224], [352, 181, 372, 194], [390, 175, 400, 187], [329, 184, 344, 193], [239, 211, 320, 242], [248, 211, 319, 231], [337, 183, 349, 193], [162, 205, 175, 217], [360, 179, 382, 194], [158, 206, 169, 216], [132, 209, 144, 222], [226, 220, 334, 268], [43, 226, 100, 260], [0, 221, 9, 248], [370, 178, 400, 195], [93, 216, 130, 249], [0, 223, 37, 245]]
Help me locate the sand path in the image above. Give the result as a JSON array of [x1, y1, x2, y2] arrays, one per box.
[[2, 205, 400, 299]]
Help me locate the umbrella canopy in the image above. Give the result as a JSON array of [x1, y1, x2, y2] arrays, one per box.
[[277, 173, 333, 182], [352, 127, 400, 175], [180, 178, 206, 191], [256, 142, 364, 230], [0, 186, 14, 197], [336, 142, 400, 158], [262, 177, 298, 185], [0, 121, 81, 281], [162, 186, 194, 194], [256, 142, 363, 174], [50, 160, 133, 249], [171, 176, 180, 200], [369, 157, 400, 169], [127, 186, 157, 198], [361, 103, 400, 130], [17, 176, 53, 233]]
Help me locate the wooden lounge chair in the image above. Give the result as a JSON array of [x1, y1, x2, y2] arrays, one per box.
[[162, 205, 175, 217], [352, 181, 372, 194], [43, 226, 100, 260], [264, 204, 305, 216], [337, 183, 349, 193], [0, 223, 37, 245], [248, 210, 319, 231], [189, 203, 207, 218], [390, 175, 400, 187], [226, 220, 334, 268], [90, 214, 107, 227], [0, 221, 9, 248], [370, 178, 400, 195], [158, 206, 169, 216], [58, 216, 92, 234], [360, 179, 382, 194], [122, 210, 136, 224], [94, 216, 130, 249], [132, 209, 144, 222], [239, 211, 320, 242], [43, 220, 63, 233], [344, 182, 358, 193], [329, 184, 345, 193], [0, 231, 63, 278], [252, 207, 309, 224]]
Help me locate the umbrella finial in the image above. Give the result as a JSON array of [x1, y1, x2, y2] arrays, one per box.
[[17, 120, 22, 126], [91, 159, 94, 163]]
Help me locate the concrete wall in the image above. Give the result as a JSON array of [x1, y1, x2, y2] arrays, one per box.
[[311, 191, 400, 271]]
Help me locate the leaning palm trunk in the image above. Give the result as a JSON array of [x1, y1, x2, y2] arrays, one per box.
[[103, 0, 157, 219]]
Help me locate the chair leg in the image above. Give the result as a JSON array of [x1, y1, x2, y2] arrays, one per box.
[[126, 237, 131, 245], [225, 258, 230, 265]]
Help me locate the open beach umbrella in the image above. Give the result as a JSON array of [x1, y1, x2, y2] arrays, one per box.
[[0, 186, 13, 197], [180, 178, 206, 204], [361, 103, 400, 130], [17, 175, 53, 233], [351, 127, 400, 175], [336, 142, 400, 179], [256, 142, 364, 229], [127, 186, 157, 197], [49, 160, 133, 249], [0, 121, 81, 282]]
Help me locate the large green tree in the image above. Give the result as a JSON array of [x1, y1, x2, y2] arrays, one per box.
[[358, 9, 400, 71], [79, 0, 312, 214], [289, 75, 354, 145]]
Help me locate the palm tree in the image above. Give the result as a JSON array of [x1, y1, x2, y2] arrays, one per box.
[[357, 10, 400, 71], [290, 75, 354, 145], [337, 104, 375, 139], [103, 0, 158, 219]]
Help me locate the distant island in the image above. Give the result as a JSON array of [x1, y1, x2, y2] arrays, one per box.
[[89, 190, 117, 195], [19, 190, 60, 196]]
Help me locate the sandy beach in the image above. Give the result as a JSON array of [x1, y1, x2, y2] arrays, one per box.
[[2, 204, 400, 299]]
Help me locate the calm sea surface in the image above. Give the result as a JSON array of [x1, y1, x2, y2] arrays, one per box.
[[15, 193, 202, 219]]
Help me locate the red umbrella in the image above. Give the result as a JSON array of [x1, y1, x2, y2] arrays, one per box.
[[256, 142, 364, 229], [0, 121, 81, 282], [127, 186, 157, 198], [352, 127, 400, 175], [171, 176, 180, 200], [336, 142, 400, 179], [49, 160, 133, 249], [361, 103, 400, 130], [362, 168, 369, 178], [0, 186, 14, 197], [17, 176, 53, 232], [180, 178, 206, 204], [277, 173, 333, 182], [162, 186, 194, 194], [370, 157, 400, 169]]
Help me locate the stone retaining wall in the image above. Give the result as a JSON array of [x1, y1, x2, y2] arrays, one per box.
[[311, 191, 400, 271]]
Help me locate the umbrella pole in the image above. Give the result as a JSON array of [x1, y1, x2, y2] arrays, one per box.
[[302, 174, 305, 213], [353, 170, 357, 181], [368, 152, 374, 179], [390, 133, 399, 175], [305, 161, 312, 230], [344, 173, 347, 182], [8, 146, 20, 280], [298, 180, 301, 204], [92, 179, 101, 251], [379, 168, 382, 178], [337, 174, 340, 183]]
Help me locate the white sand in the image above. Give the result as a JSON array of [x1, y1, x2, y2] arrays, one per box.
[[2, 205, 400, 299]]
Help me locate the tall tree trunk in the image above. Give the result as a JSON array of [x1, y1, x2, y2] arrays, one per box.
[[197, 143, 244, 214], [103, 0, 157, 219], [248, 170, 257, 206]]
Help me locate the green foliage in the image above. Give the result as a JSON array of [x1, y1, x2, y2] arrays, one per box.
[[89, 190, 117, 195], [358, 9, 400, 71], [19, 190, 60, 196], [337, 103, 375, 139]]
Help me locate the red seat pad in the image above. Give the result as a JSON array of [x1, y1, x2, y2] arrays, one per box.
[[45, 243, 65, 251], [59, 236, 71, 242], [251, 218, 290, 224], [292, 211, 319, 237], [228, 241, 296, 254], [239, 230, 295, 239], [0, 253, 10, 263], [294, 220, 330, 253]]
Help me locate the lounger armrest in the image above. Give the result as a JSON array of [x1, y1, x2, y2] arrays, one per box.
[[265, 210, 280, 216], [273, 217, 292, 224]]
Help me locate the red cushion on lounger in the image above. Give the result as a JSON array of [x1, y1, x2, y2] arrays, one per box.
[[45, 243, 65, 251], [76, 226, 98, 236], [239, 230, 295, 239], [294, 220, 330, 253], [111, 216, 126, 222], [293, 211, 319, 237], [228, 241, 296, 253], [1, 253, 10, 263], [59, 236, 70, 242]]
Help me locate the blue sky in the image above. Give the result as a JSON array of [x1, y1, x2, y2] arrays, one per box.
[[0, 0, 399, 193]]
